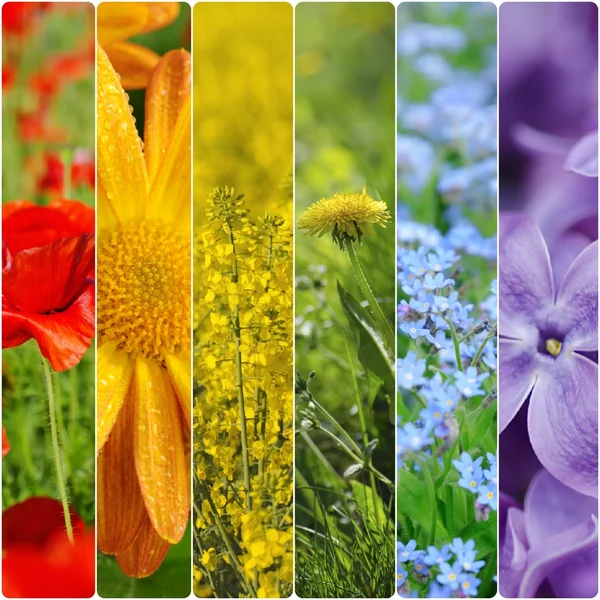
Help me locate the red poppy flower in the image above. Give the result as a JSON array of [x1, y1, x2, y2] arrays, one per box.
[[2, 199, 94, 255], [2, 497, 94, 598], [2, 426, 9, 457], [2, 3, 40, 37], [36, 153, 95, 197], [2, 234, 95, 371], [16, 112, 65, 144], [48, 54, 91, 82], [2, 66, 15, 91]]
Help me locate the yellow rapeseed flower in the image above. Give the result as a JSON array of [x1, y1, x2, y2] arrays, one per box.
[[97, 2, 180, 89], [298, 188, 391, 248], [96, 43, 191, 578]]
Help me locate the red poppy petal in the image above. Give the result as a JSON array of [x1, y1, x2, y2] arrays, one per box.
[[2, 200, 35, 220], [2, 497, 84, 551], [2, 531, 95, 598], [3, 234, 94, 314], [2, 285, 94, 372], [48, 199, 94, 234], [3, 207, 78, 254], [2, 426, 10, 457]]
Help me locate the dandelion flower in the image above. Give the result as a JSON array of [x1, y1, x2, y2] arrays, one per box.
[[97, 2, 179, 89], [298, 188, 390, 248], [96, 44, 191, 577]]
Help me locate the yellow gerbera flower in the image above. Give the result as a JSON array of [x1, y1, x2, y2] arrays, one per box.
[[297, 188, 390, 248], [96, 43, 191, 578], [98, 2, 180, 89]]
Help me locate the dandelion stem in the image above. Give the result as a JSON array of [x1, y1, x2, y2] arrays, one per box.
[[42, 358, 73, 544], [346, 339, 381, 526], [345, 239, 395, 351]]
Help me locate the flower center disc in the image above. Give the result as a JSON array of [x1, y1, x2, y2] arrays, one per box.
[[98, 221, 190, 361]]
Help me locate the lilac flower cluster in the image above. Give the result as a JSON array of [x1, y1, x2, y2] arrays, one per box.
[[397, 8, 496, 209], [397, 538, 485, 598], [453, 451, 497, 515], [396, 221, 497, 467]]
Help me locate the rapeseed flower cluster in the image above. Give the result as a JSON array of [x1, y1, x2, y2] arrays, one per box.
[[193, 188, 293, 598]]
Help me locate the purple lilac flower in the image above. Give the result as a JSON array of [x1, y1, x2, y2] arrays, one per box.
[[499, 212, 598, 497], [500, 469, 598, 597], [565, 130, 598, 178]]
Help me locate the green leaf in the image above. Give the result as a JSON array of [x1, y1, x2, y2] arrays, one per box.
[[349, 480, 390, 541], [469, 401, 497, 448], [398, 470, 448, 542], [337, 281, 394, 391], [97, 526, 191, 598], [457, 511, 497, 558]]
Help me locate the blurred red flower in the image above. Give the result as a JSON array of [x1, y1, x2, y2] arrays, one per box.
[[2, 497, 94, 598], [2, 199, 94, 254], [37, 153, 95, 197], [2, 426, 10, 457], [2, 3, 40, 37], [2, 234, 95, 371]]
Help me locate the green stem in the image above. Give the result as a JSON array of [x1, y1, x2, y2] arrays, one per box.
[[226, 217, 252, 512], [345, 239, 395, 351], [60, 148, 73, 198], [42, 358, 73, 543], [346, 340, 381, 526], [470, 324, 497, 368], [441, 314, 463, 372]]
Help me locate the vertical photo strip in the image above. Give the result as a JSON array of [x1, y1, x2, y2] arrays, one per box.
[[2, 2, 96, 597], [295, 3, 396, 597], [192, 3, 293, 598], [498, 2, 598, 598], [96, 2, 192, 596], [396, 3, 498, 598]]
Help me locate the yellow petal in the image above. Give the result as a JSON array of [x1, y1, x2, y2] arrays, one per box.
[[116, 515, 171, 578], [98, 392, 146, 555], [98, 2, 149, 45], [146, 94, 191, 231], [140, 2, 180, 35], [144, 49, 191, 183], [104, 41, 159, 90], [165, 349, 191, 431], [97, 43, 149, 224], [97, 341, 134, 451], [133, 357, 189, 543]]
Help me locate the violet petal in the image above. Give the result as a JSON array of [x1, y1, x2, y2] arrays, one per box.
[[528, 353, 598, 497], [555, 240, 598, 352], [499, 339, 537, 432], [565, 130, 599, 177], [522, 469, 598, 597], [500, 213, 554, 337], [499, 506, 529, 598]]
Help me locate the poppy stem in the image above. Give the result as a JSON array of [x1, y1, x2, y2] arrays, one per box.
[[42, 358, 74, 544]]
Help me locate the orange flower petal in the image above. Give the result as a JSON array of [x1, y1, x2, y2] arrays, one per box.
[[98, 393, 146, 555], [165, 349, 191, 431], [104, 41, 159, 90], [115, 516, 170, 578], [133, 357, 188, 544], [97, 2, 149, 45], [144, 49, 191, 183], [97, 342, 134, 451], [147, 95, 191, 232], [97, 44, 148, 226], [140, 2, 180, 35]]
